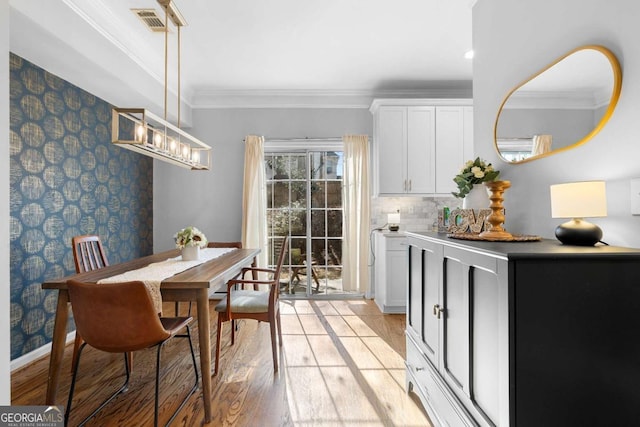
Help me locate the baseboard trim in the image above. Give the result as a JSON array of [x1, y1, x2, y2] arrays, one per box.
[[10, 331, 76, 373]]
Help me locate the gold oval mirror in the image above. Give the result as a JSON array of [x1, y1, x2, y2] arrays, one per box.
[[494, 45, 622, 163]]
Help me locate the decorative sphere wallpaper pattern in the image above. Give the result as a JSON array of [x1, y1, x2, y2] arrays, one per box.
[[9, 54, 154, 360]]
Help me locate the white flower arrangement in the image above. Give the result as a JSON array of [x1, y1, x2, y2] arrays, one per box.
[[174, 226, 208, 249], [452, 157, 500, 198]]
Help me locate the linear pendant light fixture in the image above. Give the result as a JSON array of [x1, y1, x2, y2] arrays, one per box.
[[112, 0, 211, 170]]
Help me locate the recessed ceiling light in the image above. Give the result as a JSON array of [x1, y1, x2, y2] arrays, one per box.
[[464, 50, 475, 59]]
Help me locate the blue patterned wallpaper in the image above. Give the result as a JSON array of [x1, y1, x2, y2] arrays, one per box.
[[9, 54, 154, 360]]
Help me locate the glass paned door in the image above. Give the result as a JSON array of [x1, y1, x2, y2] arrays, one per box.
[[265, 151, 346, 297]]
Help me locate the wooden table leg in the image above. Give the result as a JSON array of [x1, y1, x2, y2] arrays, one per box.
[[46, 289, 69, 404], [196, 289, 212, 423]]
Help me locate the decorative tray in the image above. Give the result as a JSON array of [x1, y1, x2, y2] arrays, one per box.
[[447, 233, 542, 242]]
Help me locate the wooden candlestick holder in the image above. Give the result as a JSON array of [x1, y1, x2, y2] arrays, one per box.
[[479, 180, 512, 239]]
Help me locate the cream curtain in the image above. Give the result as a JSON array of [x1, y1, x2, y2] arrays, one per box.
[[342, 135, 370, 293], [241, 135, 267, 268], [531, 134, 552, 156]]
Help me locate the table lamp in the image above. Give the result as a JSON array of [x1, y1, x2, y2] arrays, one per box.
[[550, 181, 607, 246], [388, 211, 401, 232]]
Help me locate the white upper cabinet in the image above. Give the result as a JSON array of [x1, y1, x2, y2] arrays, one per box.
[[435, 106, 474, 194], [371, 99, 473, 196], [407, 107, 436, 194], [376, 106, 411, 194]]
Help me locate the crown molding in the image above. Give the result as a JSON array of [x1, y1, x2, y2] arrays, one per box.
[[369, 97, 473, 113], [191, 88, 473, 109], [504, 90, 607, 110], [62, 0, 164, 86]]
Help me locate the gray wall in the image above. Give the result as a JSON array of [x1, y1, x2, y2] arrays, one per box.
[[153, 108, 372, 251], [473, 0, 640, 247]]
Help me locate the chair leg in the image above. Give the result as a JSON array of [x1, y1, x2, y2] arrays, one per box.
[[155, 344, 162, 427], [215, 315, 223, 376], [65, 342, 84, 426], [269, 318, 278, 372], [71, 333, 84, 373], [66, 344, 130, 427], [156, 326, 200, 427], [276, 309, 283, 346], [185, 325, 200, 390], [311, 268, 320, 291], [126, 352, 134, 373], [231, 319, 236, 345], [291, 268, 301, 284]]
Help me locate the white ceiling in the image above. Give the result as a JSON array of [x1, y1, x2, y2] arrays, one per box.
[[9, 0, 474, 118]]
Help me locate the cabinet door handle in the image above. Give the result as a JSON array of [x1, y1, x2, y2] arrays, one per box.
[[403, 179, 407, 192], [433, 304, 444, 319], [409, 179, 412, 191], [416, 367, 425, 372]]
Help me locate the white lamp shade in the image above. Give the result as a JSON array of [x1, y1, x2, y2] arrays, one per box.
[[388, 213, 401, 224], [550, 181, 607, 218]]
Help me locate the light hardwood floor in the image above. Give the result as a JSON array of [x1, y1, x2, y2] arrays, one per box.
[[12, 299, 432, 426]]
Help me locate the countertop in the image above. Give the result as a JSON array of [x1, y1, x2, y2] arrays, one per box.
[[404, 230, 640, 260]]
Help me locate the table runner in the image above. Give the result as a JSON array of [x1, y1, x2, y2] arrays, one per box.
[[98, 247, 237, 314]]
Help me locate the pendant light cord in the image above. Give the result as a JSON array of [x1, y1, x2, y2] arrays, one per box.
[[162, 2, 182, 128], [177, 25, 181, 128], [163, 7, 169, 123]]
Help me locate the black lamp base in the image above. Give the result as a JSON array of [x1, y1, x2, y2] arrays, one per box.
[[555, 218, 602, 246]]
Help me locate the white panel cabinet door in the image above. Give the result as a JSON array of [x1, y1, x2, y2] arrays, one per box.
[[377, 106, 407, 195], [421, 238, 442, 368], [406, 106, 436, 194], [435, 106, 467, 194], [463, 106, 474, 162], [374, 233, 407, 313]]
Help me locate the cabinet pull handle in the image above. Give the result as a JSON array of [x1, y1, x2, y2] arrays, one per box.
[[409, 179, 412, 191], [403, 179, 407, 192], [416, 367, 425, 372], [433, 304, 444, 319]]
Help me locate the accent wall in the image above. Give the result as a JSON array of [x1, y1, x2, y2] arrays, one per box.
[[9, 54, 153, 360]]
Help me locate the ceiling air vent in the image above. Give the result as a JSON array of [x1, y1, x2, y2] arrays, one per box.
[[131, 9, 167, 32]]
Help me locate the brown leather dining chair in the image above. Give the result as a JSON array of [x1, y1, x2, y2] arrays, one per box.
[[65, 279, 200, 427], [70, 235, 113, 372], [214, 236, 288, 375]]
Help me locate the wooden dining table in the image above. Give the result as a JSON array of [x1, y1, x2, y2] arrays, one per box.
[[41, 247, 260, 423]]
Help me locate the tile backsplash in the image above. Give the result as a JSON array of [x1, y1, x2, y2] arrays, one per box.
[[371, 196, 461, 232]]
